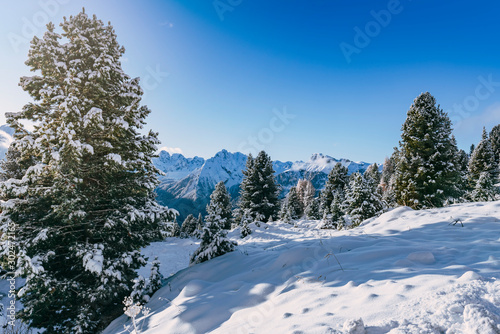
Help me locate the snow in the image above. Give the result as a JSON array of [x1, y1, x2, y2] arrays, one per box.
[[104, 201, 500, 334]]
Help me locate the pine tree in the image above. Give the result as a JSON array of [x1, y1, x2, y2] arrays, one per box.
[[381, 148, 400, 207], [456, 148, 470, 198], [364, 163, 381, 189], [0, 11, 175, 333], [206, 181, 233, 229], [344, 173, 383, 227], [190, 187, 236, 264], [320, 192, 345, 229], [490, 124, 500, 166], [296, 179, 315, 211], [470, 172, 497, 202], [305, 196, 321, 220], [180, 214, 198, 237], [320, 163, 349, 215], [279, 186, 303, 222], [146, 257, 163, 296], [239, 151, 279, 221], [393, 92, 460, 208], [240, 209, 253, 238], [468, 128, 498, 184], [0, 146, 34, 181], [171, 217, 181, 237]]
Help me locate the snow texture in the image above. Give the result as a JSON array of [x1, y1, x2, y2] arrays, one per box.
[[104, 201, 500, 334]]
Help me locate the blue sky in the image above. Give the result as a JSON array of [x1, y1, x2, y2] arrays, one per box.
[[1, 0, 500, 163]]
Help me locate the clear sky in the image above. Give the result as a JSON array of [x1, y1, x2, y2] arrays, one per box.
[[1, 0, 500, 163]]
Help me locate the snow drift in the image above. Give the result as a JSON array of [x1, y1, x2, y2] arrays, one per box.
[[105, 201, 500, 333]]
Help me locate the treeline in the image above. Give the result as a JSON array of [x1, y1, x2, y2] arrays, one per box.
[[185, 92, 500, 266]]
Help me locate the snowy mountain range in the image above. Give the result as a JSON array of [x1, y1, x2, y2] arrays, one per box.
[[153, 150, 374, 220]]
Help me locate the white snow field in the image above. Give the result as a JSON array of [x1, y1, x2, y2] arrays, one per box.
[[105, 201, 500, 334]]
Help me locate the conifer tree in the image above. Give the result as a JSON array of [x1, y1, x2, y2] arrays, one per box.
[[180, 214, 198, 237], [364, 163, 381, 188], [279, 186, 303, 222], [320, 163, 349, 214], [344, 173, 383, 226], [305, 197, 321, 220], [190, 186, 236, 264], [240, 209, 253, 238], [320, 192, 345, 229], [490, 124, 500, 166], [206, 181, 233, 229], [393, 92, 460, 208], [296, 179, 315, 211], [0, 11, 175, 333], [470, 172, 497, 202], [381, 148, 400, 207], [468, 128, 498, 184], [239, 151, 279, 221]]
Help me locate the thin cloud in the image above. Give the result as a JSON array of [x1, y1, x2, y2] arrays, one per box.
[[159, 146, 183, 155]]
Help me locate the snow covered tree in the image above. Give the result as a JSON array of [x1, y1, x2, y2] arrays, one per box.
[[240, 209, 253, 238], [490, 124, 500, 166], [364, 163, 381, 189], [0, 146, 34, 181], [470, 172, 497, 202], [206, 181, 233, 229], [455, 148, 470, 198], [146, 257, 163, 296], [180, 214, 198, 237], [0, 11, 176, 333], [393, 92, 460, 209], [305, 196, 321, 220], [320, 163, 349, 215], [192, 213, 204, 239], [380, 148, 400, 207], [190, 186, 236, 264], [468, 128, 498, 185], [320, 192, 345, 229], [239, 151, 279, 221], [344, 172, 383, 227], [279, 186, 303, 222], [170, 217, 181, 237], [296, 179, 315, 211]]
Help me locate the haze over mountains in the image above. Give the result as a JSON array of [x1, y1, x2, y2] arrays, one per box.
[[153, 150, 374, 220]]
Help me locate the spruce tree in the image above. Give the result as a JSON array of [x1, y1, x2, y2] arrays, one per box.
[[0, 11, 175, 333], [381, 148, 400, 207], [470, 172, 497, 202], [469, 128, 498, 184], [206, 181, 233, 229], [296, 179, 315, 211], [305, 197, 321, 220], [468, 128, 498, 200], [320, 163, 349, 214], [279, 186, 303, 222], [190, 186, 236, 264], [239, 151, 279, 221], [344, 173, 383, 227], [393, 92, 460, 208], [180, 214, 198, 237], [364, 163, 381, 188], [490, 124, 500, 166], [320, 192, 345, 229]]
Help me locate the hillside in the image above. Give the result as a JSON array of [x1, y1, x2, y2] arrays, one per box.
[[104, 201, 500, 334]]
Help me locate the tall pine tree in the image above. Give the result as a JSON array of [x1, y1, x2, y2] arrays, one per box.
[[190, 184, 236, 264], [239, 151, 279, 221], [0, 11, 175, 333], [490, 124, 500, 166], [344, 173, 383, 227], [320, 163, 349, 215], [393, 92, 460, 208]]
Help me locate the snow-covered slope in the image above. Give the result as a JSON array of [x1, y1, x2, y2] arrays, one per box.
[[104, 201, 500, 334], [154, 150, 373, 220]]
